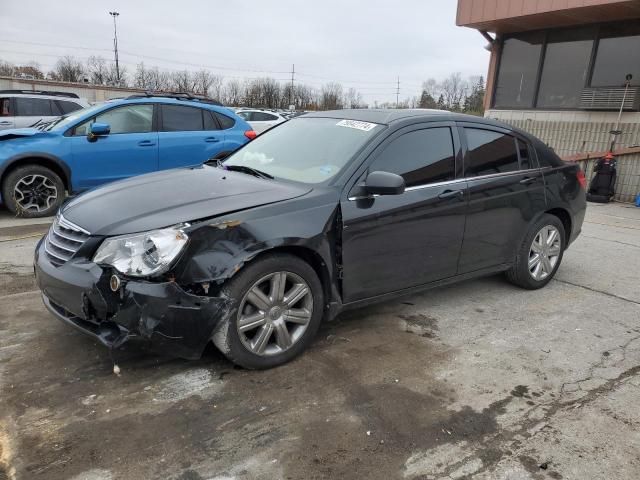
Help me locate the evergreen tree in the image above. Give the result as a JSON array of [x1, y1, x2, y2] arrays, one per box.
[[419, 90, 437, 109], [436, 94, 446, 110]]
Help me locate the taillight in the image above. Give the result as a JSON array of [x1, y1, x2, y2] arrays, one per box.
[[244, 130, 257, 140], [576, 169, 587, 189]]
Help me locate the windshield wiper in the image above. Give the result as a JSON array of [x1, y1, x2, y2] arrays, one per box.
[[219, 163, 274, 179]]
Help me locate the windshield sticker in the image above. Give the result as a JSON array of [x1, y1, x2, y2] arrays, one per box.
[[336, 119, 377, 131]]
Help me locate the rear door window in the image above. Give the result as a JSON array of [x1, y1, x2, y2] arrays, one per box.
[[464, 128, 519, 176], [369, 127, 456, 188], [161, 105, 204, 131], [15, 97, 54, 116]]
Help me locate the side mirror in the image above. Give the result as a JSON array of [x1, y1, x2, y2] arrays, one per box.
[[88, 122, 110, 139], [364, 171, 405, 196]]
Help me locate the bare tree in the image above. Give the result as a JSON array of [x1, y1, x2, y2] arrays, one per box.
[[189, 69, 224, 98], [0, 60, 14, 76], [321, 82, 343, 110], [134, 62, 152, 89], [208, 73, 224, 100], [422, 78, 439, 98], [87, 56, 109, 85], [296, 84, 317, 110], [192, 69, 213, 96], [223, 79, 243, 106], [441, 73, 467, 111], [53, 56, 85, 83], [146, 67, 170, 91], [171, 70, 196, 92], [104, 63, 127, 87]]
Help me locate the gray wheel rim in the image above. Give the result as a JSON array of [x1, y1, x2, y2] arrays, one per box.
[[237, 271, 313, 356], [528, 225, 562, 281], [13, 174, 58, 213]]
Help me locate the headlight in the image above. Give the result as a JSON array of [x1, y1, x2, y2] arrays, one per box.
[[93, 226, 188, 277]]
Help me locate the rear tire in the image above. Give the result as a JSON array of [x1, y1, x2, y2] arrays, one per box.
[[212, 253, 324, 369], [2, 165, 65, 218], [506, 214, 565, 290]]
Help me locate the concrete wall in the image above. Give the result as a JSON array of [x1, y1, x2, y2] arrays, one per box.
[[486, 109, 640, 202], [0, 76, 146, 103]]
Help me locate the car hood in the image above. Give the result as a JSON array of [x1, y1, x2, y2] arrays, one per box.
[[62, 165, 313, 236], [0, 128, 49, 141]]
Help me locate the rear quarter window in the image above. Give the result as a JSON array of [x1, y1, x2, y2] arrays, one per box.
[[58, 100, 83, 114], [214, 112, 235, 129]]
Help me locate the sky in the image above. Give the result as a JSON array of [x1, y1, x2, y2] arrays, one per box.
[[0, 0, 489, 104]]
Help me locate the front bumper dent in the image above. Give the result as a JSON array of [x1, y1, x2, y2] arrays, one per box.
[[35, 239, 232, 359]]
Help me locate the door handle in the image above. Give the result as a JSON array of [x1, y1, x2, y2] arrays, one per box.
[[519, 176, 537, 185], [438, 189, 465, 200], [138, 140, 156, 147], [0, 121, 11, 125], [205, 137, 220, 143]]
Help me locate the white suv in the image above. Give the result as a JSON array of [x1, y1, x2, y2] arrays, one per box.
[[235, 109, 288, 134], [0, 90, 90, 130]]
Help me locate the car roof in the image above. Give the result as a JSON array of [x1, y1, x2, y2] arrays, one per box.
[[106, 96, 234, 113], [2, 93, 87, 102], [303, 108, 511, 129]]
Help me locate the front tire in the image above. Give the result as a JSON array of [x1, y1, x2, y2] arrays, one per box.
[[2, 165, 65, 218], [212, 253, 324, 369], [506, 214, 565, 289]]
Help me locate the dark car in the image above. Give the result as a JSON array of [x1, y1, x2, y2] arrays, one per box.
[[34, 109, 586, 369]]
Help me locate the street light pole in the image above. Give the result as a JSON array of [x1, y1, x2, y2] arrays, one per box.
[[109, 11, 120, 86]]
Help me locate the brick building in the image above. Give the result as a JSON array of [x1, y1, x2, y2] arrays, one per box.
[[457, 0, 640, 202]]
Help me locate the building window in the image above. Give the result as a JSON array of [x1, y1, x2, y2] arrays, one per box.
[[537, 28, 594, 108], [493, 21, 640, 111], [591, 22, 640, 87], [494, 32, 543, 108]]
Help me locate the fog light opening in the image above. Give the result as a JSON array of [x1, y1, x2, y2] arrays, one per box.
[[110, 274, 121, 292]]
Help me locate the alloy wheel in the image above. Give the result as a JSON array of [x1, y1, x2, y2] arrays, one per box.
[[528, 225, 562, 281], [13, 174, 58, 213], [237, 271, 313, 356]]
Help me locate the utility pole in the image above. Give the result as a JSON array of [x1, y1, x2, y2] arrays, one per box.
[[610, 73, 633, 152], [109, 11, 120, 86], [289, 64, 295, 110], [396, 76, 400, 108]]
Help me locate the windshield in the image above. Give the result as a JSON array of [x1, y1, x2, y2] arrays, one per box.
[[44, 103, 106, 132], [223, 117, 382, 184]]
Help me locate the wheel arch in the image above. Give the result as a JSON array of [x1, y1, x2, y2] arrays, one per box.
[[1, 153, 72, 193], [544, 207, 572, 243], [239, 245, 333, 312], [511, 207, 573, 264]]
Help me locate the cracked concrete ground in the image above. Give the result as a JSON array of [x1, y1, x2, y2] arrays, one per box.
[[0, 203, 639, 480]]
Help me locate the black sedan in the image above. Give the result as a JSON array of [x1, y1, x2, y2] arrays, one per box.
[[34, 110, 586, 369]]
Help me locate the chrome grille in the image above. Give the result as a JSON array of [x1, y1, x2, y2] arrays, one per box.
[[44, 215, 90, 266]]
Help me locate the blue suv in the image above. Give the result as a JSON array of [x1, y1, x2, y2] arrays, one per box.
[[0, 93, 255, 217]]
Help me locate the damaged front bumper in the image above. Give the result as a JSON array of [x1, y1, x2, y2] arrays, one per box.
[[34, 239, 231, 359]]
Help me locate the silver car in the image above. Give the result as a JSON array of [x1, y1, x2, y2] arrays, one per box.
[[0, 90, 90, 130]]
